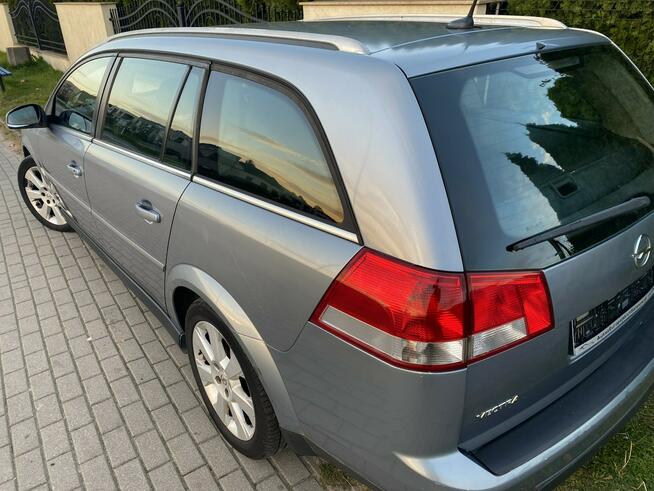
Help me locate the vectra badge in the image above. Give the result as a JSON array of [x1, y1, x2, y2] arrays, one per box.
[[476, 395, 519, 420], [633, 234, 652, 269]]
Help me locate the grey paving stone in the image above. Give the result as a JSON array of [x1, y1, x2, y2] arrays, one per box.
[[83, 373, 112, 405], [45, 333, 68, 357], [153, 359, 183, 387], [126, 358, 156, 384], [1, 348, 24, 374], [110, 376, 139, 408], [92, 399, 122, 434], [24, 349, 48, 376], [80, 455, 115, 491], [7, 391, 32, 425], [50, 351, 75, 378], [103, 427, 136, 468], [235, 453, 276, 484], [94, 338, 120, 362], [10, 417, 39, 456], [62, 396, 92, 431], [220, 470, 255, 491], [35, 394, 63, 429], [55, 372, 83, 402], [184, 466, 219, 490], [71, 423, 103, 464], [41, 420, 71, 460], [271, 450, 311, 486], [76, 353, 102, 381], [200, 437, 239, 479], [0, 418, 7, 448], [139, 379, 169, 411], [152, 405, 186, 441], [148, 462, 184, 491], [15, 448, 46, 489], [46, 451, 80, 491], [101, 355, 128, 382], [182, 406, 217, 444], [121, 401, 154, 438], [68, 335, 93, 359], [29, 369, 55, 400], [4, 369, 28, 397], [166, 433, 204, 475], [167, 380, 197, 413], [115, 459, 151, 491], [0, 444, 14, 484], [134, 429, 169, 471], [257, 474, 288, 491]]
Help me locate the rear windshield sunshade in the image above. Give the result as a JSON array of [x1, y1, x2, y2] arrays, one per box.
[[412, 45, 654, 270]]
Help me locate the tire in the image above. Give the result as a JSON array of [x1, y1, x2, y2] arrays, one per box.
[[186, 299, 282, 458], [17, 157, 72, 232]]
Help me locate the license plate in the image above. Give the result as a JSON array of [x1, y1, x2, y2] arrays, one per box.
[[572, 268, 654, 356]]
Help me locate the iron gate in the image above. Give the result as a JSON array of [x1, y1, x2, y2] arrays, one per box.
[[9, 0, 66, 54], [110, 0, 303, 33]]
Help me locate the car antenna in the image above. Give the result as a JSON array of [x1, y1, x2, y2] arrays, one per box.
[[447, 0, 480, 29]]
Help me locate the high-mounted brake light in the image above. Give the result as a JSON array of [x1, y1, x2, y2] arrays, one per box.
[[310, 249, 553, 371]]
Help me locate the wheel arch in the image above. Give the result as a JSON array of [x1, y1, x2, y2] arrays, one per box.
[[166, 263, 300, 432]]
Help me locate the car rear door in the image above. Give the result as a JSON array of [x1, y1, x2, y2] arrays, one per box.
[[36, 56, 114, 233], [411, 44, 654, 464], [84, 55, 206, 306]]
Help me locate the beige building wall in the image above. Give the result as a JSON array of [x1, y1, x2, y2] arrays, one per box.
[[301, 0, 494, 20], [0, 3, 17, 51], [56, 2, 116, 66]]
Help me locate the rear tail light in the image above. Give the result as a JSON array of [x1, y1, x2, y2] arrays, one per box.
[[310, 249, 553, 371]]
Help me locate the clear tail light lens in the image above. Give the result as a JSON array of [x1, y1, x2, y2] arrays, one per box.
[[310, 249, 553, 371]]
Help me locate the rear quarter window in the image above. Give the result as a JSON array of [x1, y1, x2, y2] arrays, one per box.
[[412, 45, 654, 270], [197, 71, 346, 226]]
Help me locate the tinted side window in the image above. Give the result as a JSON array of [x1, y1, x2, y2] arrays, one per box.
[[54, 57, 111, 134], [102, 58, 188, 160], [198, 72, 345, 224], [163, 67, 203, 171]]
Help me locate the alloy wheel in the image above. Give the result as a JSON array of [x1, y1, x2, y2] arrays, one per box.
[[192, 320, 256, 441], [23, 166, 67, 226]]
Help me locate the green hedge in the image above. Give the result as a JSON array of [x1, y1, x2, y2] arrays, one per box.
[[507, 0, 654, 83]]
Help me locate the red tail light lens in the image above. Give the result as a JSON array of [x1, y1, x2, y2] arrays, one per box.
[[310, 249, 553, 371]]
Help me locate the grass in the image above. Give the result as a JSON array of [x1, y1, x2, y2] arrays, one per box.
[[0, 48, 652, 491], [0, 51, 62, 124]]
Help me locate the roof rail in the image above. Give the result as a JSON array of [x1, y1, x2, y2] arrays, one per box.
[[107, 27, 369, 55], [315, 14, 567, 29]]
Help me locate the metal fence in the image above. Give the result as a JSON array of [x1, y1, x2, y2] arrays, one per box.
[[8, 0, 66, 54], [110, 0, 302, 33]]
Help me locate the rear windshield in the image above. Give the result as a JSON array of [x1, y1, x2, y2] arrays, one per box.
[[412, 45, 654, 270]]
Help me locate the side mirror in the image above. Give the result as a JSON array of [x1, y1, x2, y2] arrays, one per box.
[[6, 104, 47, 130]]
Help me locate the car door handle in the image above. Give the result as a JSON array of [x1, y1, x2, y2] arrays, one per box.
[[135, 200, 161, 224], [67, 161, 82, 178]]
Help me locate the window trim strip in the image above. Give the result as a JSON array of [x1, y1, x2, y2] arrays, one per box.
[[193, 175, 359, 243]]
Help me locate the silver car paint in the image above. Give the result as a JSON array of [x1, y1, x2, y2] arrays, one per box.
[[83, 140, 190, 306]]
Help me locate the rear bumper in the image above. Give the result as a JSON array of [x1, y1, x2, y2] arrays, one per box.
[[274, 321, 654, 491], [394, 355, 654, 491]]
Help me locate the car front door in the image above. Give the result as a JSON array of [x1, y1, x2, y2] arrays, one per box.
[[84, 56, 205, 306], [36, 56, 114, 233]]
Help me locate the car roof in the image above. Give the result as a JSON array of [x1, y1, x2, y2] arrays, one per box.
[[99, 19, 611, 78]]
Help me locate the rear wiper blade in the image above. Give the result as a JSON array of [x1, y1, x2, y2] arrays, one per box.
[[507, 196, 651, 252]]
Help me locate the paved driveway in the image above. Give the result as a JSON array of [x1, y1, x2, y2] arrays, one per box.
[[0, 135, 326, 490]]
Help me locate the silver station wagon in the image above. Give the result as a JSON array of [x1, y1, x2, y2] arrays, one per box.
[[7, 10, 654, 491]]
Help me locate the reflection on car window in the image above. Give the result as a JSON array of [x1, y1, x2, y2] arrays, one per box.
[[163, 67, 203, 171], [54, 57, 111, 134], [198, 72, 345, 224], [413, 46, 654, 268], [102, 58, 188, 160]]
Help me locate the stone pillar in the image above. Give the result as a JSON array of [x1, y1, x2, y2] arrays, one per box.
[[55, 2, 117, 64], [301, 0, 494, 20], [0, 3, 18, 52]]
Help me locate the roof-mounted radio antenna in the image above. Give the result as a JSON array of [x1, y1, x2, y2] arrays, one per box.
[[447, 0, 480, 29]]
